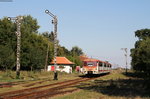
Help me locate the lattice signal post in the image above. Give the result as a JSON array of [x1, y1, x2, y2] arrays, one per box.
[[121, 48, 128, 74], [45, 10, 58, 80], [8, 16, 23, 79]]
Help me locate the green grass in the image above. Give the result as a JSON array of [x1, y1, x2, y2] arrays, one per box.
[[52, 70, 150, 99], [0, 70, 80, 82], [1, 70, 150, 99], [53, 89, 135, 99], [0, 71, 40, 82], [0, 70, 81, 93]]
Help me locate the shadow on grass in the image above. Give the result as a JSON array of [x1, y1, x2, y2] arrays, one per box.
[[122, 72, 147, 79], [79, 73, 110, 78], [77, 78, 150, 98]]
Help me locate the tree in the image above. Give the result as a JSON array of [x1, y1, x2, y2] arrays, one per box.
[[135, 29, 150, 40], [0, 15, 84, 73], [69, 46, 83, 67], [0, 17, 16, 70], [21, 15, 40, 34], [42, 31, 54, 42], [71, 46, 83, 56], [21, 33, 49, 70], [131, 29, 150, 77], [0, 16, 53, 71]]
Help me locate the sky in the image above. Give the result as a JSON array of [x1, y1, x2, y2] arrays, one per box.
[[0, 0, 150, 68]]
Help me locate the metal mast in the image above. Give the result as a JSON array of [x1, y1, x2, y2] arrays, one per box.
[[8, 16, 23, 79], [121, 48, 128, 74], [45, 10, 58, 80]]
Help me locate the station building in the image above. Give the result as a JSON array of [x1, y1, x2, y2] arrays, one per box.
[[47, 57, 74, 73]]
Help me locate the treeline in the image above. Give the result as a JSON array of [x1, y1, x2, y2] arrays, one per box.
[[130, 29, 150, 78], [0, 15, 83, 71]]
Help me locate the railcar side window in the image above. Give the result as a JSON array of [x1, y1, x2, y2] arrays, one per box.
[[99, 62, 103, 67], [104, 63, 106, 67]]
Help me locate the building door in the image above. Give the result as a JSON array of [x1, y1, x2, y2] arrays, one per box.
[[51, 66, 55, 71]]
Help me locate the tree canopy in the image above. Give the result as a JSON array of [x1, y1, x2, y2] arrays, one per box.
[[0, 15, 84, 71], [131, 29, 150, 77], [71, 46, 83, 56]]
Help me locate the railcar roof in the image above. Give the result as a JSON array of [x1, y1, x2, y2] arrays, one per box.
[[83, 58, 103, 62], [83, 58, 111, 65]]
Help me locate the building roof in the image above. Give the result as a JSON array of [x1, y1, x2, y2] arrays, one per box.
[[50, 57, 74, 65]]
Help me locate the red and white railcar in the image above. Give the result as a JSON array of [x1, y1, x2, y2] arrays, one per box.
[[82, 58, 111, 75]]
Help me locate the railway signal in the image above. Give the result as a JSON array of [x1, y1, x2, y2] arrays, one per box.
[[45, 10, 58, 80], [121, 48, 128, 74], [8, 16, 23, 79]]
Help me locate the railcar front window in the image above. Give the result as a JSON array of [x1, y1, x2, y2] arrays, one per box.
[[87, 62, 94, 66], [84, 61, 96, 66]]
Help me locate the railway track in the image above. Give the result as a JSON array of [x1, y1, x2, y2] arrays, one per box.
[[0, 81, 26, 88], [0, 76, 100, 99], [0, 78, 50, 88]]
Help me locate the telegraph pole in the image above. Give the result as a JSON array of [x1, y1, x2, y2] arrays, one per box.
[[45, 43, 49, 71], [45, 10, 58, 80], [121, 48, 128, 74], [8, 16, 23, 79]]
